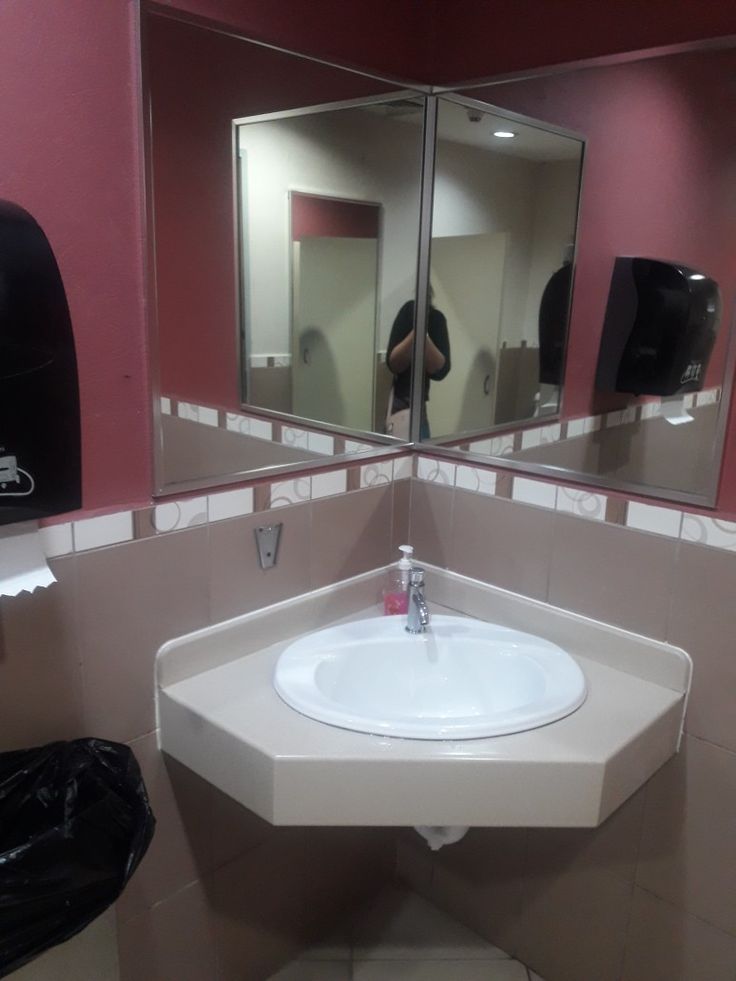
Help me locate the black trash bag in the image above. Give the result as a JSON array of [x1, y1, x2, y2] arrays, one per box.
[[0, 738, 155, 977]]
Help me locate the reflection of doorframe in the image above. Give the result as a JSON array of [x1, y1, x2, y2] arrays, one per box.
[[288, 190, 383, 427]]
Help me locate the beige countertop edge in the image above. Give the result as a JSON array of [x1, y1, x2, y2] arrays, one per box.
[[157, 648, 685, 826]]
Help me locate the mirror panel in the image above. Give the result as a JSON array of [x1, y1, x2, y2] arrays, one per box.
[[145, 10, 423, 494], [236, 99, 426, 438], [426, 44, 736, 506], [425, 97, 583, 441]]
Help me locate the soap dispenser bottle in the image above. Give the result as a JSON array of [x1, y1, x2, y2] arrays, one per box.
[[383, 544, 413, 615]]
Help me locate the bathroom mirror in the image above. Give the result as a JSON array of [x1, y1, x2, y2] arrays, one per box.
[[422, 44, 736, 507], [144, 7, 425, 495], [235, 98, 427, 436], [423, 96, 584, 441]]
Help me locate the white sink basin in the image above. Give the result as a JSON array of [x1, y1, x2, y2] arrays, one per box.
[[274, 614, 587, 740]]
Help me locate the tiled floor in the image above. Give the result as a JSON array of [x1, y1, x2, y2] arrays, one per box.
[[268, 887, 546, 981]]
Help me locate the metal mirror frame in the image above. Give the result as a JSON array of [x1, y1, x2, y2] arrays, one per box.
[[233, 92, 425, 439], [411, 92, 586, 446]]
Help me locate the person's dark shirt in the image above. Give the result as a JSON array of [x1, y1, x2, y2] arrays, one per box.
[[538, 263, 572, 385], [386, 300, 451, 406]]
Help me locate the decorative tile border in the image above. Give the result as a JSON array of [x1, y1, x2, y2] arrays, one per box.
[[413, 453, 736, 553], [37, 454, 414, 556]]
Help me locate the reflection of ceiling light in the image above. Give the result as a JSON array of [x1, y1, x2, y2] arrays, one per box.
[[493, 130, 516, 139], [690, 273, 705, 280]]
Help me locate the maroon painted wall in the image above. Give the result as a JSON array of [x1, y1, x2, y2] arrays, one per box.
[[291, 195, 381, 241], [150, 0, 432, 83], [0, 0, 151, 513], [429, 0, 736, 85]]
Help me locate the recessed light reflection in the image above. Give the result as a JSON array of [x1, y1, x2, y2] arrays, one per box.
[[690, 273, 706, 280], [493, 130, 516, 139]]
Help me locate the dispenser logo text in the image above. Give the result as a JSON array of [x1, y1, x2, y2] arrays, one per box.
[[680, 362, 702, 385]]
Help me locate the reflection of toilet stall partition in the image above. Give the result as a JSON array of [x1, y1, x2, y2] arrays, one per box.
[[427, 233, 506, 438], [290, 192, 380, 432]]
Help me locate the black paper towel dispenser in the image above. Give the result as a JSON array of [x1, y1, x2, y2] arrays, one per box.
[[0, 200, 81, 526], [595, 257, 721, 397]]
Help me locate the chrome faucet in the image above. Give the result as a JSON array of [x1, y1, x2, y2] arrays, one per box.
[[406, 567, 430, 634]]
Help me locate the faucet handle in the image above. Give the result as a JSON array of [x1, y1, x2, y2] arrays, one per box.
[[409, 566, 425, 586]]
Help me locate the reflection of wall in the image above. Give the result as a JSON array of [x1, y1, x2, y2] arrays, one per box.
[[161, 415, 322, 485], [511, 404, 719, 497], [292, 236, 377, 430], [239, 110, 422, 358], [433, 139, 579, 355], [428, 233, 506, 436], [521, 159, 580, 340], [482, 49, 736, 424], [433, 139, 536, 350]]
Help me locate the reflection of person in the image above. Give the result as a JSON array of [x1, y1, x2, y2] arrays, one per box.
[[538, 249, 573, 387], [386, 294, 451, 439]]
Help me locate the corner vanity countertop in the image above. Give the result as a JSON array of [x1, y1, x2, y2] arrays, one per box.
[[156, 566, 690, 828]]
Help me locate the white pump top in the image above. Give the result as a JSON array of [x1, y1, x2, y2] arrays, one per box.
[[397, 545, 414, 590], [398, 544, 414, 569]]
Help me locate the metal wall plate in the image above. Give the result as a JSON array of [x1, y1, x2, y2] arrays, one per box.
[[255, 523, 282, 569]]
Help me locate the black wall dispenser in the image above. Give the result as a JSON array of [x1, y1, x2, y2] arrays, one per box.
[[0, 201, 81, 525], [595, 256, 721, 397]]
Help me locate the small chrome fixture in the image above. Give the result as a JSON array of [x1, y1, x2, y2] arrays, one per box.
[[406, 567, 430, 634], [255, 523, 282, 569]]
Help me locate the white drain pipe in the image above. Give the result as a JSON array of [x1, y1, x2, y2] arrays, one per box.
[[414, 825, 469, 851]]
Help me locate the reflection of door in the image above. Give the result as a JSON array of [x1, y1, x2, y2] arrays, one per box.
[[292, 238, 378, 430], [428, 233, 506, 438], [290, 193, 380, 432]]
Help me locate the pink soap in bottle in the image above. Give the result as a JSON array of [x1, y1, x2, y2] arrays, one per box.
[[383, 545, 413, 615]]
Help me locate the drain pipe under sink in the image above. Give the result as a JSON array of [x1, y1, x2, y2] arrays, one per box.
[[414, 826, 469, 850]]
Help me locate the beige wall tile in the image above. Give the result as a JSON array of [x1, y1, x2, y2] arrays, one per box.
[[10, 908, 118, 981], [116, 735, 214, 924], [428, 829, 528, 958], [0, 556, 85, 749], [117, 880, 216, 981], [391, 479, 412, 555], [667, 541, 736, 753], [210, 828, 392, 981], [77, 528, 211, 744], [350, 886, 507, 960], [524, 786, 646, 885], [310, 486, 393, 589], [449, 491, 555, 600], [636, 735, 736, 936], [408, 481, 454, 570], [208, 503, 311, 623], [548, 513, 677, 639], [621, 887, 736, 981], [395, 829, 434, 895], [516, 862, 632, 981], [353, 961, 527, 980], [208, 783, 273, 872], [269, 962, 350, 980]]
